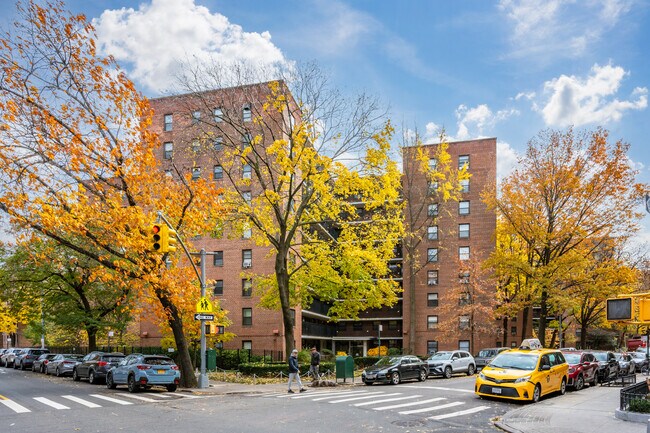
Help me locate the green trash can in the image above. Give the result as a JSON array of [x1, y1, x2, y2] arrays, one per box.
[[206, 348, 216, 371], [335, 355, 354, 383]]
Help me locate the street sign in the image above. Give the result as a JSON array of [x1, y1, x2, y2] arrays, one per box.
[[194, 313, 215, 321], [196, 297, 214, 313]]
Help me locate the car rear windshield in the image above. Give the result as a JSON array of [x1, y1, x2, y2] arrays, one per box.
[[490, 353, 538, 370], [64, 354, 84, 360], [31, 350, 48, 355], [478, 350, 496, 357], [144, 357, 175, 365], [102, 356, 125, 362]]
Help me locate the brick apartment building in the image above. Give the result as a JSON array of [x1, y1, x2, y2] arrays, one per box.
[[129, 84, 501, 357]]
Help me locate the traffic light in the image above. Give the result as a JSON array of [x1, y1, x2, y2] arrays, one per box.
[[606, 297, 632, 321], [640, 299, 650, 322], [150, 224, 163, 252], [162, 226, 177, 253]]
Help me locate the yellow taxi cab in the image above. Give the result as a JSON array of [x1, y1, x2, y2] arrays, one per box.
[[475, 344, 569, 403]]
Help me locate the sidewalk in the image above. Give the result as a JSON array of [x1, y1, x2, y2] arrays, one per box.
[[496, 384, 647, 433]]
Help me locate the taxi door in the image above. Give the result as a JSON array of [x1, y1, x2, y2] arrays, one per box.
[[538, 354, 554, 394], [548, 352, 563, 391]]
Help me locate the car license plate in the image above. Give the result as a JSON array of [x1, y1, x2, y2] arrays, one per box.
[[365, 374, 375, 379], [157, 369, 165, 374], [492, 387, 502, 394]]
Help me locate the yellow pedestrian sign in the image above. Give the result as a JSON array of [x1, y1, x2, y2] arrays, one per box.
[[196, 297, 213, 313]]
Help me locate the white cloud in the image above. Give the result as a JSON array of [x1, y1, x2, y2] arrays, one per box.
[[538, 63, 648, 127], [514, 91, 536, 101], [92, 0, 289, 94], [454, 104, 518, 140], [497, 140, 519, 183], [498, 0, 633, 59]]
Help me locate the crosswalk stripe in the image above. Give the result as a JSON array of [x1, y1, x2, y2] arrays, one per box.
[[283, 390, 365, 399], [164, 392, 200, 399], [399, 401, 464, 415], [116, 393, 158, 402], [428, 405, 489, 420], [61, 395, 102, 408], [33, 397, 70, 410], [399, 385, 474, 394], [310, 391, 370, 401], [327, 392, 393, 403], [89, 394, 133, 405], [354, 395, 421, 407], [0, 399, 31, 413], [151, 393, 171, 398], [372, 397, 446, 410]]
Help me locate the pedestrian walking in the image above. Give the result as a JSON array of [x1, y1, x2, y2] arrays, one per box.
[[309, 346, 321, 380], [287, 349, 305, 393]]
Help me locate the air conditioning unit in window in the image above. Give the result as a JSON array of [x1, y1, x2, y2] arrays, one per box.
[[242, 259, 252, 268]]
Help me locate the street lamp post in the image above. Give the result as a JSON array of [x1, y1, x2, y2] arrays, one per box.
[[378, 324, 382, 355]]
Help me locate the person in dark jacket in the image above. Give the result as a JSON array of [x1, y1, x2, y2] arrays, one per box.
[[309, 346, 321, 380], [287, 349, 305, 393]]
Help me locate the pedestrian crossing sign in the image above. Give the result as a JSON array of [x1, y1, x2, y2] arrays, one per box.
[[196, 297, 213, 313]]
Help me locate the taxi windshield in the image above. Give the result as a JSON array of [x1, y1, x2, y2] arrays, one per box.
[[489, 353, 538, 370]]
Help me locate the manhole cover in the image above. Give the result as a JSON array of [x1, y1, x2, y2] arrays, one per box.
[[391, 419, 428, 428]]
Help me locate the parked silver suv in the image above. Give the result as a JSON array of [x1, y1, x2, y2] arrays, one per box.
[[427, 350, 476, 378], [474, 347, 508, 370]]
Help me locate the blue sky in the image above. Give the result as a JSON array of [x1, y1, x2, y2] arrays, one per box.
[[4, 0, 650, 236]]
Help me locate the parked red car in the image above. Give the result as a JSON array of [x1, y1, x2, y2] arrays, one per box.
[[561, 350, 599, 390], [628, 336, 647, 352]]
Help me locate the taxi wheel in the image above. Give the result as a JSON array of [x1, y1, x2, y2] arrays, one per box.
[[532, 384, 541, 403], [575, 375, 584, 391], [390, 372, 401, 385], [560, 378, 567, 395]]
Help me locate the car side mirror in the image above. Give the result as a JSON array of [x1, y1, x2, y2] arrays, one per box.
[[540, 365, 551, 371], [582, 362, 591, 367]]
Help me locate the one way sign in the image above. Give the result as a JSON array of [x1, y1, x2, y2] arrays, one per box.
[[194, 313, 215, 321]]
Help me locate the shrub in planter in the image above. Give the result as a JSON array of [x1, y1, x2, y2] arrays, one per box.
[[629, 398, 650, 413]]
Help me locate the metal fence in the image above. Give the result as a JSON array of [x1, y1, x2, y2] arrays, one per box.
[[620, 380, 649, 411]]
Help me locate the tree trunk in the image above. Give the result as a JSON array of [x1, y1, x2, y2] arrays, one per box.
[[580, 322, 588, 349], [276, 252, 294, 360], [156, 290, 197, 388], [86, 325, 98, 351], [549, 329, 557, 348], [538, 291, 548, 347], [521, 306, 530, 343], [408, 261, 417, 354], [502, 317, 509, 348]]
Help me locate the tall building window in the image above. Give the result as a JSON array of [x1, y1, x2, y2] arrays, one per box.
[[427, 340, 438, 355], [242, 308, 252, 326], [192, 140, 200, 153], [290, 309, 296, 326], [511, 326, 517, 336], [213, 280, 223, 295], [459, 201, 470, 215], [213, 251, 223, 267], [163, 142, 173, 159], [459, 223, 470, 239], [428, 203, 439, 217], [427, 270, 438, 286], [427, 315, 438, 329], [242, 104, 252, 122], [191, 167, 201, 180], [459, 292, 471, 305], [428, 158, 437, 171], [214, 137, 223, 151], [192, 110, 201, 124], [242, 225, 252, 239], [242, 191, 252, 204], [460, 179, 470, 193], [214, 107, 223, 122], [241, 132, 252, 148], [242, 249, 252, 268], [213, 165, 223, 180], [353, 322, 363, 331], [459, 340, 470, 351], [242, 341, 252, 350], [459, 246, 470, 261], [242, 279, 252, 297], [242, 164, 252, 179], [427, 225, 438, 240], [427, 248, 438, 263], [164, 114, 173, 131], [428, 181, 438, 194], [459, 315, 470, 330], [458, 155, 469, 170], [427, 293, 439, 307], [388, 320, 398, 330], [459, 271, 470, 284]]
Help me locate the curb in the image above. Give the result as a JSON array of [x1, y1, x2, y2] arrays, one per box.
[[615, 408, 650, 424], [493, 420, 525, 433]]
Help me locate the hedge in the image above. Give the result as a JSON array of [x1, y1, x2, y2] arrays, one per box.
[[238, 361, 336, 376]]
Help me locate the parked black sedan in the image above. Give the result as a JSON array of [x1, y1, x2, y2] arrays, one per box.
[[592, 351, 620, 381], [72, 352, 125, 384], [362, 355, 428, 385]]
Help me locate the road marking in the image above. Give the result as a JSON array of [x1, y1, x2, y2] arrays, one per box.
[[116, 393, 158, 402], [33, 397, 70, 410], [0, 399, 31, 413], [151, 393, 171, 398], [164, 392, 200, 399], [89, 394, 133, 405], [428, 405, 490, 420], [372, 397, 446, 410], [398, 385, 474, 393], [283, 390, 365, 399], [310, 391, 370, 401], [327, 392, 393, 403], [399, 401, 464, 415], [61, 395, 102, 408], [354, 395, 421, 407]]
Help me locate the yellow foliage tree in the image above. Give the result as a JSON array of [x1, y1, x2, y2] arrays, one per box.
[[0, 1, 226, 386]]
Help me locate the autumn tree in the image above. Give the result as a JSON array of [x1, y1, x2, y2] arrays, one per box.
[[485, 128, 645, 347], [400, 129, 468, 354], [0, 1, 225, 386], [174, 62, 404, 358]]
